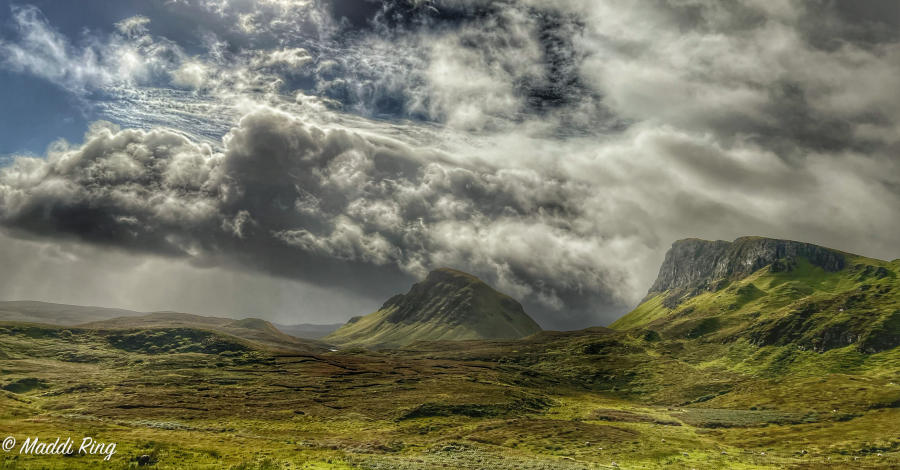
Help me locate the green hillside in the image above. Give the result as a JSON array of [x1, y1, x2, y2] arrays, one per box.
[[1, 239, 899, 468], [325, 268, 542, 348], [3, 308, 900, 468], [613, 237, 899, 354]]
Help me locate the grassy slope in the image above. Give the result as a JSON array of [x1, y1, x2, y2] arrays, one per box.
[[323, 306, 495, 347], [326, 269, 541, 348], [273, 323, 343, 339], [1, 259, 898, 468], [612, 254, 899, 353], [2, 320, 900, 469]]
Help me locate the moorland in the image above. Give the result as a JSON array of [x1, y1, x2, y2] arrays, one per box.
[[1, 236, 898, 469]]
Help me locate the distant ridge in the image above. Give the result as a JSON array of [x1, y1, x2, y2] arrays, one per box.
[[0, 300, 142, 326], [0, 301, 340, 352], [273, 323, 342, 339], [80, 312, 324, 352], [325, 268, 542, 348]]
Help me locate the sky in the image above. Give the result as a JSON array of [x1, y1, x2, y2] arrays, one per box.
[[0, 0, 898, 329]]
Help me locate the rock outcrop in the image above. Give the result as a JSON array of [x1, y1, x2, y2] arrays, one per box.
[[614, 235, 900, 356], [648, 236, 846, 301]]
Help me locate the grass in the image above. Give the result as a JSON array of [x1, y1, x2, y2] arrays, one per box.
[[2, 321, 898, 468], [613, 255, 900, 356], [1, 253, 898, 468]]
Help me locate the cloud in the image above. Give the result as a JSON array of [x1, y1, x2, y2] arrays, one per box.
[[171, 61, 210, 89], [0, 5, 112, 94], [1, 1, 899, 328], [0, 108, 635, 326], [115, 16, 151, 38], [0, 6, 188, 95], [3, 104, 899, 328], [250, 47, 313, 71]]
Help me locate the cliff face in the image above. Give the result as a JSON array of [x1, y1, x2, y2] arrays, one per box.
[[613, 236, 899, 355], [649, 236, 847, 296]]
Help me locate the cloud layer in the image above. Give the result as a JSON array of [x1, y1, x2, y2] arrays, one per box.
[[0, 109, 639, 326], [0, 0, 898, 327]]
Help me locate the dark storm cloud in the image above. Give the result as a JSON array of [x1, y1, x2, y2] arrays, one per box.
[[0, 109, 633, 327]]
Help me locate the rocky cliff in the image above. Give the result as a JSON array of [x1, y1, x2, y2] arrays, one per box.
[[613, 236, 899, 355], [648, 236, 846, 303]]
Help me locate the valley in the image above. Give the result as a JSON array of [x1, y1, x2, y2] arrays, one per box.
[[0, 237, 898, 469]]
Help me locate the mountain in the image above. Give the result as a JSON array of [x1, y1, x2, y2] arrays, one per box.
[[80, 312, 325, 352], [612, 236, 899, 353], [273, 322, 343, 339], [3, 246, 900, 468], [0, 300, 143, 326], [325, 268, 542, 348]]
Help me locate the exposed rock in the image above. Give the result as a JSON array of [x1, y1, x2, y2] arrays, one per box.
[[648, 236, 846, 302]]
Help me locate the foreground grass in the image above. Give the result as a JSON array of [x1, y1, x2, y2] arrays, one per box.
[[1, 322, 899, 469]]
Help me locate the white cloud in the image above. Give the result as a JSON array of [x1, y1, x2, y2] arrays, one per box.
[[115, 16, 151, 38], [251, 47, 313, 71], [171, 61, 210, 89]]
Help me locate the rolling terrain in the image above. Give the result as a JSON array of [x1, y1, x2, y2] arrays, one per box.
[[0, 301, 143, 326], [80, 312, 326, 353], [0, 237, 898, 469]]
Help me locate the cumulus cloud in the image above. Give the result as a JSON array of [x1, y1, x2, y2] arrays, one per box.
[[0, 107, 641, 326], [171, 61, 211, 89], [3, 104, 899, 328]]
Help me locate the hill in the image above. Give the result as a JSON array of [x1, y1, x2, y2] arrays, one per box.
[[81, 311, 325, 353], [3, 295, 899, 468], [612, 236, 899, 353], [325, 268, 542, 348], [0, 300, 143, 325], [1, 243, 899, 468]]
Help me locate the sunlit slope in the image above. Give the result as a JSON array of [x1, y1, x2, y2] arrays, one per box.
[[326, 268, 542, 348], [613, 237, 899, 353]]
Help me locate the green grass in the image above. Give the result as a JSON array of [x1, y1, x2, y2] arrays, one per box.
[[1, 262, 899, 470], [610, 293, 667, 330], [613, 255, 900, 357]]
